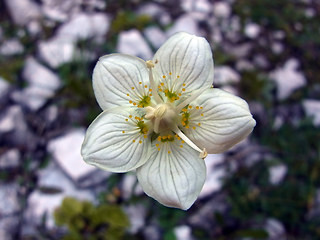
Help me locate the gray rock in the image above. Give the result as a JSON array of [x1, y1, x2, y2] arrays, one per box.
[[4, 0, 41, 26], [200, 154, 225, 198], [124, 204, 146, 234], [174, 225, 193, 240], [270, 58, 306, 100], [269, 164, 287, 185], [56, 13, 110, 43], [143, 225, 161, 240], [0, 216, 20, 240], [137, 3, 171, 26], [265, 218, 286, 240], [38, 37, 75, 68], [254, 54, 269, 69], [244, 23, 261, 39], [0, 106, 34, 151], [12, 57, 61, 111], [47, 128, 97, 183], [166, 14, 201, 37], [121, 174, 143, 200], [212, 2, 231, 18], [0, 77, 10, 99], [0, 39, 24, 56], [0, 183, 20, 216], [181, 0, 212, 21], [0, 106, 21, 132], [38, 13, 110, 68], [144, 27, 167, 49], [214, 66, 240, 85], [303, 99, 320, 126], [189, 194, 228, 231], [41, 0, 82, 22], [0, 149, 20, 168], [117, 29, 153, 60], [24, 162, 94, 228]]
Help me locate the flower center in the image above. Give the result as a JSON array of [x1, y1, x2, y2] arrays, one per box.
[[145, 103, 177, 133], [145, 60, 207, 159]]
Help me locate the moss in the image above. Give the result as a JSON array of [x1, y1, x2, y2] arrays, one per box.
[[111, 11, 153, 34], [54, 197, 129, 240]]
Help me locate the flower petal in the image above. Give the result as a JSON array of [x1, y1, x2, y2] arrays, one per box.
[[93, 54, 150, 110], [81, 107, 152, 172], [136, 141, 206, 210], [181, 88, 256, 154], [153, 32, 214, 97]]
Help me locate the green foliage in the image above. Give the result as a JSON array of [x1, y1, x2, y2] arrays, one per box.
[[111, 11, 153, 34], [0, 56, 24, 84], [225, 120, 320, 239], [238, 70, 274, 104], [57, 58, 100, 124], [54, 197, 130, 240]]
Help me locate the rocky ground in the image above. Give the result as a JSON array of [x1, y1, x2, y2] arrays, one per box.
[[0, 0, 320, 239]]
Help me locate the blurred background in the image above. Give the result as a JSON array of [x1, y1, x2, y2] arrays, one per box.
[[0, 0, 320, 239]]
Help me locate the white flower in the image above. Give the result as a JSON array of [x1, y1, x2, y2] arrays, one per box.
[[81, 32, 256, 210]]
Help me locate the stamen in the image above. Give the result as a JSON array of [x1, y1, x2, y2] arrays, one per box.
[[146, 60, 162, 104], [172, 125, 207, 159], [176, 88, 206, 113]]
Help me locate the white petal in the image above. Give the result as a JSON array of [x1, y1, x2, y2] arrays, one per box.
[[81, 107, 152, 172], [136, 140, 206, 210], [153, 32, 214, 98], [182, 88, 256, 154], [93, 54, 150, 110]]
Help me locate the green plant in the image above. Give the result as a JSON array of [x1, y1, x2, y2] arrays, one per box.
[[54, 197, 130, 240]]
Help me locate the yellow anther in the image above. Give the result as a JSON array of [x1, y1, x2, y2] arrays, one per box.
[[186, 126, 189, 129], [183, 83, 186, 86], [181, 140, 185, 144], [156, 143, 159, 147], [200, 107, 203, 109], [157, 136, 162, 141], [188, 106, 192, 109], [144, 85, 148, 88], [198, 123, 201, 126], [160, 83, 164, 86], [133, 102, 137, 106], [180, 145, 183, 148], [162, 75, 166, 78], [129, 100, 133, 103], [146, 60, 154, 68], [196, 106, 199, 109], [177, 75, 180, 78], [144, 135, 147, 138], [131, 87, 135, 90], [122, 131, 125, 133], [182, 88, 186, 92], [169, 72, 172, 75], [193, 126, 196, 130], [178, 93, 182, 96], [182, 108, 187, 112], [201, 113, 204, 116], [125, 119, 128, 121], [129, 115, 132, 118], [149, 89, 152, 92], [127, 93, 129, 96], [158, 148, 160, 151], [168, 151, 171, 154], [139, 140, 142, 144], [139, 82, 142, 84], [132, 140, 136, 143]]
